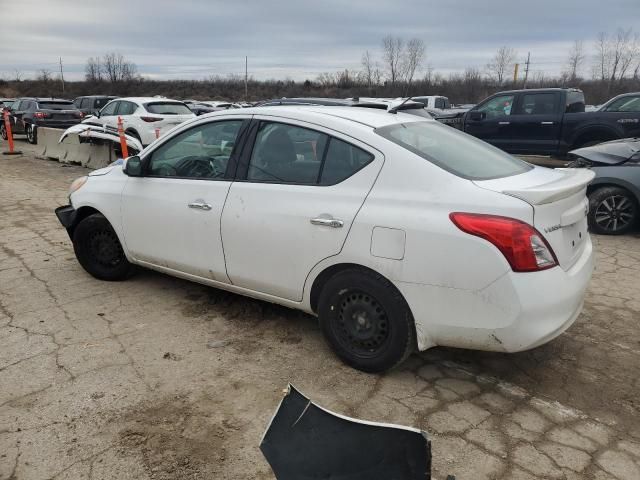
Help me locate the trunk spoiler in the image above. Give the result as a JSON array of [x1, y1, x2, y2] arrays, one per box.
[[501, 168, 595, 205]]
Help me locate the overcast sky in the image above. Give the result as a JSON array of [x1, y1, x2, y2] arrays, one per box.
[[1, 0, 638, 82]]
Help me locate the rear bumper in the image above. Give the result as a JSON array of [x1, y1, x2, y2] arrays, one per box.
[[34, 120, 81, 129], [398, 236, 594, 352]]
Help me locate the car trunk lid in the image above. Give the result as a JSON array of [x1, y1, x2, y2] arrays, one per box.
[[474, 167, 595, 271]]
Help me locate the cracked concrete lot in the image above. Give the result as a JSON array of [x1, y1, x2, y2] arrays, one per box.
[[1, 142, 640, 480]]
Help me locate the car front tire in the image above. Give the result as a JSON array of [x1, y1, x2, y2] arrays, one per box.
[[588, 186, 638, 235], [72, 213, 133, 281], [0, 123, 7, 140], [318, 268, 416, 373]]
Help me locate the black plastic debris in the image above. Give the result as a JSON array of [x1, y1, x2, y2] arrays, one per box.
[[260, 384, 432, 480]]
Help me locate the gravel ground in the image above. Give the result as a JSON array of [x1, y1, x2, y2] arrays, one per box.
[[1, 140, 640, 480]]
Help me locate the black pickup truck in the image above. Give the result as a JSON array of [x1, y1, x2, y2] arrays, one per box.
[[456, 88, 640, 156]]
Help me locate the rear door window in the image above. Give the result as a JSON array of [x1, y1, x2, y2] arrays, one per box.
[[248, 122, 328, 183], [320, 138, 373, 185], [376, 121, 532, 180], [80, 98, 92, 109], [246, 121, 373, 185], [516, 93, 558, 115]]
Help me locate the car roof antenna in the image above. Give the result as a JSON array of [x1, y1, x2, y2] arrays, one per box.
[[388, 96, 414, 114]]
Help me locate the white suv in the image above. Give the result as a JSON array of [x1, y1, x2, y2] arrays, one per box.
[[83, 97, 195, 146], [56, 106, 594, 372]]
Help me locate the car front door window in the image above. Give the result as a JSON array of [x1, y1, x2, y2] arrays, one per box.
[[100, 101, 118, 116], [148, 120, 244, 179], [477, 95, 515, 119]]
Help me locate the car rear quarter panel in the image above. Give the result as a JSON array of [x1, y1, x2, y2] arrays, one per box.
[[303, 141, 534, 348]]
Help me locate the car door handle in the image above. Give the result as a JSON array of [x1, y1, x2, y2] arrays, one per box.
[[310, 217, 344, 228], [540, 121, 555, 125], [188, 202, 212, 211], [498, 121, 510, 125]]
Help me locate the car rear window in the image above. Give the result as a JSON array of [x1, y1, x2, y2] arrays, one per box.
[[376, 121, 532, 180], [38, 102, 75, 110], [144, 102, 192, 115]]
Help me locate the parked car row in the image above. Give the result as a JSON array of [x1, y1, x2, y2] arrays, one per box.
[[1, 97, 83, 144]]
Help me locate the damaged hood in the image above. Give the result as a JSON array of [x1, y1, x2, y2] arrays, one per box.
[[569, 138, 640, 166]]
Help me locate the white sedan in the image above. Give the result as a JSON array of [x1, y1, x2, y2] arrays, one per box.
[[55, 106, 594, 372], [82, 97, 195, 146]]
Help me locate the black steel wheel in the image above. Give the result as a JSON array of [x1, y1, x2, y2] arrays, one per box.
[[318, 268, 415, 372], [588, 187, 638, 235], [72, 213, 133, 280]]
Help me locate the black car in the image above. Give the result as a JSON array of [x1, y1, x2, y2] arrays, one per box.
[[462, 88, 640, 156], [183, 101, 218, 116], [1, 98, 83, 144], [568, 138, 640, 234], [73, 95, 118, 117]]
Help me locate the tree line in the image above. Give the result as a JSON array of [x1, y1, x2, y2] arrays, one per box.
[[1, 28, 639, 105]]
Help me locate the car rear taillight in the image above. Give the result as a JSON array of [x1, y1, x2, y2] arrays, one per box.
[[450, 213, 557, 272], [140, 116, 163, 122], [75, 111, 84, 118], [34, 111, 50, 119]]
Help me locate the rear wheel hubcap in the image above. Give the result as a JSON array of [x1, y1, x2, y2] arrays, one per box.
[[333, 291, 390, 357]]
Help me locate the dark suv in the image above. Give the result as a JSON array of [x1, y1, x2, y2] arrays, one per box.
[[73, 95, 118, 117], [2, 98, 83, 144]]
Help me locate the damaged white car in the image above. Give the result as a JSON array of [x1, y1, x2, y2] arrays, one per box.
[[55, 106, 594, 372]]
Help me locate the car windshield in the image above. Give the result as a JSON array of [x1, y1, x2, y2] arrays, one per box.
[[376, 121, 532, 180], [38, 102, 75, 110], [144, 102, 192, 115]]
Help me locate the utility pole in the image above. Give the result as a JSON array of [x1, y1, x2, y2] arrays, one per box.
[[244, 56, 248, 102], [513, 63, 519, 86], [523, 52, 530, 89], [59, 57, 65, 95]]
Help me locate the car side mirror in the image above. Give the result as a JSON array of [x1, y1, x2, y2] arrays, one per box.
[[469, 111, 485, 121], [124, 156, 143, 176], [94, 111, 101, 118]]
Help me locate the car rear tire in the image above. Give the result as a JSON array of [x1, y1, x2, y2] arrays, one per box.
[[588, 187, 638, 235], [26, 124, 37, 144], [318, 268, 416, 373], [0, 123, 7, 140], [72, 213, 133, 281]]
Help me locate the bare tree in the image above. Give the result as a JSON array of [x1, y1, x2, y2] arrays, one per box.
[[593, 28, 640, 93], [564, 40, 585, 82], [486, 46, 516, 85], [361, 50, 375, 88], [382, 35, 404, 88], [37, 69, 52, 82], [13, 69, 23, 82], [102, 52, 138, 84], [402, 38, 426, 94], [85, 57, 102, 82]]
